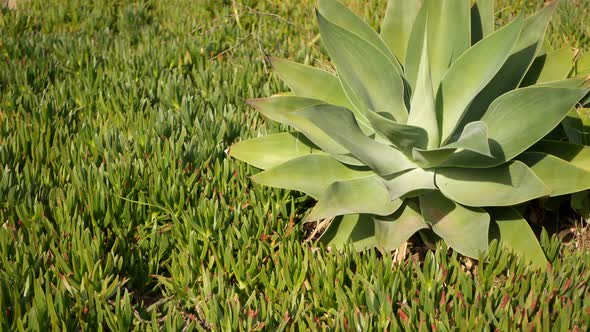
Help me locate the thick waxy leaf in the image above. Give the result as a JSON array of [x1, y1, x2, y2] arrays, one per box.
[[317, 12, 407, 123], [530, 140, 590, 172], [518, 152, 590, 197], [305, 176, 403, 221], [471, 0, 494, 43], [270, 57, 353, 109], [365, 111, 428, 152], [319, 214, 376, 251], [374, 200, 429, 251], [419, 191, 490, 258], [228, 132, 324, 170], [413, 121, 491, 167], [382, 168, 436, 200], [562, 109, 590, 145], [318, 0, 400, 70], [439, 15, 524, 143], [488, 208, 547, 269], [437, 161, 550, 207], [521, 48, 575, 86], [247, 97, 362, 166], [459, 3, 557, 130], [408, 33, 439, 148], [381, 0, 421, 64], [405, 3, 428, 91], [443, 86, 590, 168], [251, 155, 373, 199], [299, 104, 417, 176]]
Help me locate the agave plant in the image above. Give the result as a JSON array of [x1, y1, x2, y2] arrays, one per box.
[[229, 0, 590, 268]]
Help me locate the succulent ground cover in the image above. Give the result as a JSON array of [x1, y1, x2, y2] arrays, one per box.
[[1, 0, 590, 330]]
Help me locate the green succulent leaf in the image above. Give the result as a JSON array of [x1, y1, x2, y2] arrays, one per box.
[[317, 11, 407, 123], [305, 176, 403, 222], [251, 155, 373, 199], [562, 109, 590, 145], [381, 0, 421, 64], [471, 0, 494, 43], [408, 31, 439, 148], [443, 85, 590, 168], [270, 57, 354, 109], [374, 200, 429, 251], [319, 214, 376, 250], [488, 207, 547, 269], [530, 140, 590, 172], [459, 3, 557, 130], [299, 104, 417, 176], [382, 168, 437, 200], [436, 161, 550, 207], [521, 47, 576, 86], [247, 96, 363, 166], [228, 132, 324, 170], [439, 15, 524, 143], [405, 3, 428, 91], [419, 191, 490, 258], [518, 152, 590, 197], [317, 0, 401, 70], [365, 111, 428, 152]]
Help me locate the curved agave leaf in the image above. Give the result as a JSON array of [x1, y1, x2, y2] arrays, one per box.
[[251, 155, 373, 199], [228, 132, 324, 170], [374, 200, 429, 251], [365, 111, 428, 152], [458, 3, 557, 131], [530, 140, 590, 172], [443, 85, 590, 168], [317, 12, 407, 123], [413, 121, 491, 167], [317, 0, 401, 70], [436, 161, 550, 207], [408, 32, 439, 148], [299, 104, 417, 176], [518, 152, 590, 197], [487, 207, 547, 269], [270, 57, 354, 110], [521, 47, 576, 86], [419, 191, 490, 258], [305, 176, 403, 222], [439, 15, 524, 143], [382, 168, 436, 200], [471, 0, 494, 44], [319, 214, 376, 250], [405, 3, 428, 91], [562, 109, 590, 145], [381, 0, 421, 64], [247, 96, 363, 166]]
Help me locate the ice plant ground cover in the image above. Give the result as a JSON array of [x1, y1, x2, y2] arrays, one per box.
[[1, 0, 590, 330]]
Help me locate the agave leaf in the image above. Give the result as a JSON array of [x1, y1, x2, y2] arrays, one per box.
[[562, 109, 590, 145], [439, 15, 524, 143], [419, 191, 490, 258], [380, 0, 421, 64], [487, 207, 547, 269], [408, 32, 439, 148], [382, 168, 437, 200], [317, 12, 407, 123], [436, 161, 551, 207], [319, 214, 376, 251], [299, 104, 417, 176], [405, 3, 428, 91], [251, 155, 373, 199], [228, 132, 324, 170], [374, 200, 429, 251], [471, 0, 494, 44], [270, 57, 354, 110], [247, 96, 363, 166], [305, 176, 403, 222], [530, 140, 590, 172], [458, 3, 557, 131], [443, 86, 589, 168], [518, 152, 590, 197], [413, 121, 491, 167], [521, 47, 576, 86], [365, 111, 428, 152], [317, 0, 401, 71]]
